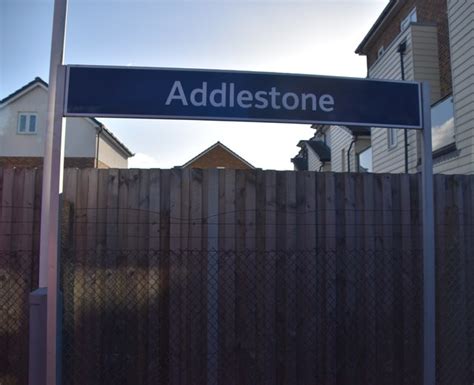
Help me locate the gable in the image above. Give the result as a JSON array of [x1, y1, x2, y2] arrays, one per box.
[[183, 143, 254, 169], [0, 78, 133, 161]]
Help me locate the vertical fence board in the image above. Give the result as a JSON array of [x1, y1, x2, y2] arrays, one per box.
[[104, 169, 119, 383], [382, 173, 396, 384], [263, 170, 276, 385], [324, 172, 336, 385], [32, 168, 43, 286], [180, 168, 190, 385], [10, 169, 26, 384], [188, 168, 202, 384], [285, 171, 297, 385], [136, 169, 150, 385], [169, 168, 181, 385], [245, 170, 257, 385], [159, 170, 171, 385], [219, 168, 236, 385], [294, 171, 304, 385], [147, 169, 161, 384], [86, 169, 101, 384], [274, 171, 286, 385], [0, 169, 14, 252], [254, 169, 266, 385]]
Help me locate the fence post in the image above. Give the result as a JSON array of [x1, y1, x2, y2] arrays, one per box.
[[28, 288, 47, 385], [207, 169, 219, 385]]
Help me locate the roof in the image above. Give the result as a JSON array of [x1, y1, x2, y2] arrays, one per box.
[[92, 118, 134, 157], [181, 141, 255, 169], [0, 77, 134, 158], [344, 125, 371, 137], [298, 139, 331, 162], [355, 0, 398, 55], [0, 77, 48, 105], [290, 154, 308, 171], [306, 141, 331, 162]]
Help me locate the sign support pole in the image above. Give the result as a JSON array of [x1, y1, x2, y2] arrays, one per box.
[[32, 0, 68, 384], [421, 82, 435, 385]]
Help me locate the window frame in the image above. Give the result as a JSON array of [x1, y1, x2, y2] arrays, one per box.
[[387, 128, 398, 149], [401, 8, 417, 31], [431, 94, 456, 154], [17, 112, 38, 135], [357, 145, 373, 173]]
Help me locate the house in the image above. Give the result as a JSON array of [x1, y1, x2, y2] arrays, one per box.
[[291, 124, 371, 172], [179, 141, 255, 169], [291, 127, 331, 171], [0, 77, 133, 168], [295, 0, 473, 174]]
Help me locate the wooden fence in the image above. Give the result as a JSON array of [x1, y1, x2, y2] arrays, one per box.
[[0, 168, 473, 385]]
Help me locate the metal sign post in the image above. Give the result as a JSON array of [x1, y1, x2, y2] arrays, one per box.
[[421, 82, 435, 385], [31, 0, 67, 385]]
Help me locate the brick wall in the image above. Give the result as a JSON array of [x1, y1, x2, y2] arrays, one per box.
[[365, 0, 452, 99], [366, 0, 417, 66], [0, 157, 96, 168], [185, 146, 253, 169], [64, 158, 96, 168]]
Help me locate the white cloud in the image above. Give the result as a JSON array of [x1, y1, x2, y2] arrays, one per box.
[[128, 152, 161, 169]]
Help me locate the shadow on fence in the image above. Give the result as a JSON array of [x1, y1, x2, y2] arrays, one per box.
[[0, 251, 38, 385], [61, 248, 424, 385]]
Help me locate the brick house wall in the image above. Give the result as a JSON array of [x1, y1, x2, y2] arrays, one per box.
[[364, 0, 452, 99], [0, 157, 96, 168], [185, 145, 253, 169]]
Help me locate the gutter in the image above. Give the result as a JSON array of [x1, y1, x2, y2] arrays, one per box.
[[95, 125, 103, 168], [347, 137, 356, 173], [397, 41, 409, 173]]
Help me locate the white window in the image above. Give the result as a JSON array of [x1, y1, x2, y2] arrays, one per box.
[[387, 129, 398, 149], [358, 146, 373, 173], [17, 113, 38, 134], [431, 95, 455, 152], [401, 8, 417, 31]]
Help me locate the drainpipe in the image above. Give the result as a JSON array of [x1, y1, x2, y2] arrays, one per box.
[[347, 137, 356, 172], [398, 41, 409, 173], [96, 125, 103, 168]]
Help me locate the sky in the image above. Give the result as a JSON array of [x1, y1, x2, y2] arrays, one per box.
[[0, 0, 387, 170]]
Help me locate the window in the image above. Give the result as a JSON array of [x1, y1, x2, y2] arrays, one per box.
[[358, 146, 373, 173], [401, 8, 417, 31], [431, 95, 455, 152], [17, 113, 38, 134], [387, 129, 397, 149]]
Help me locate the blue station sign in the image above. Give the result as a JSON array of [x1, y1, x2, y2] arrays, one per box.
[[65, 65, 422, 129]]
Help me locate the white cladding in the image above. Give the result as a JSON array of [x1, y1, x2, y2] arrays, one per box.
[[306, 144, 324, 171], [369, 24, 440, 173], [0, 86, 49, 157], [98, 135, 128, 168], [444, 0, 474, 174], [0, 83, 130, 167], [328, 126, 355, 172]]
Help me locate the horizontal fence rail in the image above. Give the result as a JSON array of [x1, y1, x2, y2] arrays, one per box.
[[0, 168, 473, 385]]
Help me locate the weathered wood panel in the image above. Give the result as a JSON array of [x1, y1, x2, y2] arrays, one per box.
[[0, 168, 473, 385]]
